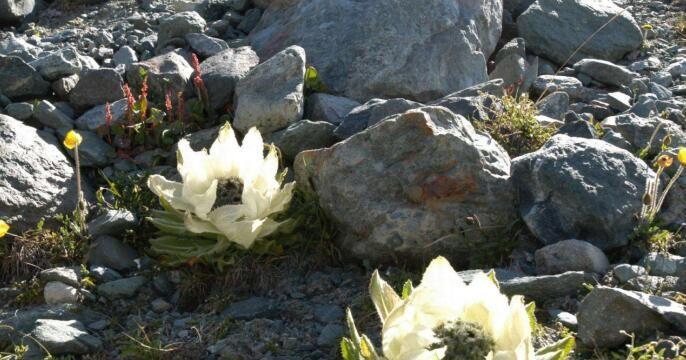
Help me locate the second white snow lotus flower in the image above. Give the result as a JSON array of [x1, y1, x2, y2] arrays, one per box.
[[146, 123, 295, 266], [341, 256, 575, 360]]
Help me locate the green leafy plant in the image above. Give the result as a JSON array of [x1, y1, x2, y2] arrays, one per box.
[[477, 93, 555, 157], [304, 65, 327, 94]]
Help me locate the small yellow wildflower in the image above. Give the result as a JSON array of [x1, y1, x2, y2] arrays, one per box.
[[679, 147, 686, 166], [642, 24, 653, 30], [63, 130, 83, 150], [656, 155, 673, 168], [0, 220, 9, 238]]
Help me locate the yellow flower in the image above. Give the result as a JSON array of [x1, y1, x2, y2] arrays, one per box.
[[656, 155, 673, 169], [0, 220, 9, 238], [679, 148, 686, 166], [642, 24, 653, 30], [63, 130, 83, 150]]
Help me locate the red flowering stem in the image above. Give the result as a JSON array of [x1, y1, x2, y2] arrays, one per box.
[[104, 101, 113, 144]]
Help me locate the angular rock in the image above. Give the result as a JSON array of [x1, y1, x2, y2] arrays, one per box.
[[97, 276, 146, 299], [295, 106, 516, 265], [557, 120, 597, 139], [126, 51, 193, 105], [250, 0, 502, 102], [500, 271, 597, 302], [86, 235, 138, 272], [200, 46, 259, 111], [305, 93, 360, 126], [40, 267, 80, 288], [0, 115, 89, 232], [30, 47, 99, 81], [68, 68, 125, 110], [536, 91, 569, 120], [613, 264, 647, 284], [234, 45, 305, 135], [4, 102, 33, 120], [601, 114, 686, 153], [52, 74, 79, 99], [156, 11, 206, 52], [75, 98, 128, 132], [512, 135, 653, 249], [30, 319, 102, 356], [0, 0, 35, 25], [517, 0, 643, 64], [535, 239, 609, 275], [640, 253, 686, 277], [185, 33, 228, 58], [33, 100, 74, 130], [335, 98, 423, 139], [86, 209, 138, 237], [0, 55, 50, 100], [573, 59, 637, 87], [44, 282, 80, 305], [578, 287, 686, 348], [112, 45, 137, 66], [269, 120, 336, 162]]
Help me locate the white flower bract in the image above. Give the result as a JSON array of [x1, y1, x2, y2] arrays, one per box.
[[148, 123, 295, 250], [378, 257, 534, 360]]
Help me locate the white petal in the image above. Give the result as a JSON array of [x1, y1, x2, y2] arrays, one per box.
[[147, 175, 194, 212], [208, 203, 246, 224], [210, 123, 241, 179], [182, 178, 218, 219], [212, 219, 265, 249], [238, 127, 265, 181]]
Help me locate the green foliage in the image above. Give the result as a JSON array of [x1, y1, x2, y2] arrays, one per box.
[[96, 170, 158, 217], [477, 94, 555, 157], [341, 309, 382, 360], [535, 336, 576, 360], [630, 223, 680, 254], [0, 214, 86, 284]]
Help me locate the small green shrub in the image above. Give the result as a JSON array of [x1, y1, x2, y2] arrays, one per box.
[[476, 94, 555, 157]]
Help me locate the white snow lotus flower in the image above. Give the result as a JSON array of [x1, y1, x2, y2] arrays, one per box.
[[379, 257, 534, 360], [342, 256, 578, 360], [147, 123, 295, 254]]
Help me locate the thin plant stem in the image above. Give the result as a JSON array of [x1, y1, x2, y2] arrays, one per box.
[[74, 145, 86, 232], [653, 165, 685, 220]]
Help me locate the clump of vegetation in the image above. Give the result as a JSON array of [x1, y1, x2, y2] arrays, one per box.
[[476, 93, 555, 157], [675, 14, 686, 39], [0, 214, 86, 284]]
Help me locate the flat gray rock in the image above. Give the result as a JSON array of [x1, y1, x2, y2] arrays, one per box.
[[29, 319, 102, 356], [500, 271, 597, 302], [97, 276, 147, 299]]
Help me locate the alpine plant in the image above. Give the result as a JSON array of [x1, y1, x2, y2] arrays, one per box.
[[342, 256, 575, 360], [147, 123, 295, 267]]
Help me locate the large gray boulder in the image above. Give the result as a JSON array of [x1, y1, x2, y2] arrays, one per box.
[[156, 11, 206, 52], [517, 0, 643, 65], [250, 0, 502, 102], [0, 55, 50, 100], [0, 115, 92, 233], [535, 239, 609, 275], [233, 45, 305, 135], [29, 47, 99, 81], [200, 46, 259, 112], [126, 51, 193, 105], [295, 106, 516, 265], [512, 135, 653, 250], [601, 114, 686, 152], [68, 68, 125, 110], [578, 287, 686, 348], [0, 0, 35, 25]]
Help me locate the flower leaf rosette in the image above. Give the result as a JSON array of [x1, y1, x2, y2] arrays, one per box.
[[146, 123, 295, 267], [342, 257, 575, 360]]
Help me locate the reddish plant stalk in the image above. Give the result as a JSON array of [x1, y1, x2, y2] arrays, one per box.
[[104, 101, 113, 144]]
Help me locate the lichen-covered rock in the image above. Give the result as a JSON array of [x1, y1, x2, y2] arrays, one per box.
[[126, 51, 193, 105], [0, 115, 92, 233], [200, 46, 259, 112], [295, 106, 516, 265], [0, 55, 50, 100], [250, 0, 502, 102], [512, 135, 653, 250], [156, 11, 206, 52]]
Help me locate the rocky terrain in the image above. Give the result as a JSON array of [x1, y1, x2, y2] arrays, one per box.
[[0, 0, 686, 359]]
